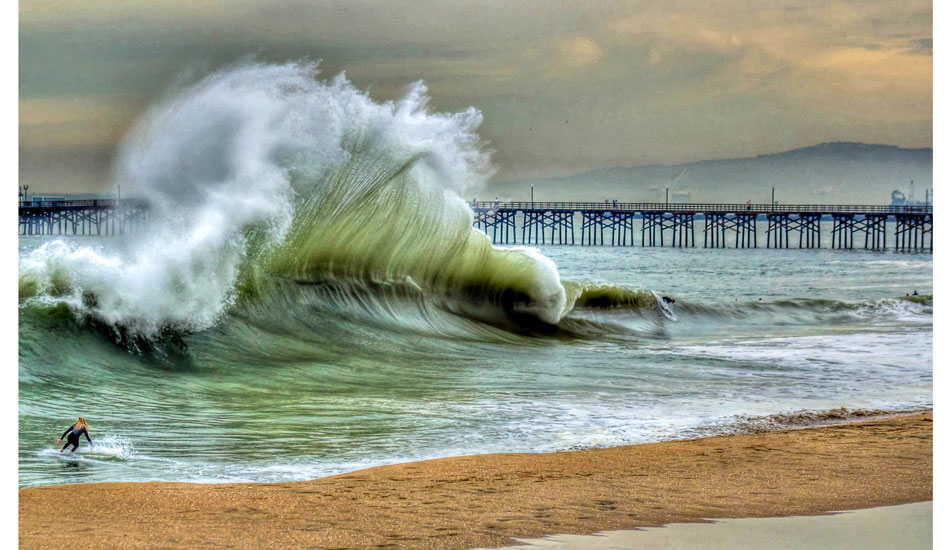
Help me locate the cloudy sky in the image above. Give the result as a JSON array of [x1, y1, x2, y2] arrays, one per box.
[[19, 0, 932, 193]]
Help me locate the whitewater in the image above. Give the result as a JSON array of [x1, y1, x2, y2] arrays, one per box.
[[18, 62, 932, 488]]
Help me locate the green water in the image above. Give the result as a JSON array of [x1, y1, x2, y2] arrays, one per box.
[[19, 239, 932, 488]]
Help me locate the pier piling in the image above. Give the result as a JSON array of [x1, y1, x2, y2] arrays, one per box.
[[19, 199, 149, 237]]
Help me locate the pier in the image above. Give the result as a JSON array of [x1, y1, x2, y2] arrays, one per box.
[[18, 199, 933, 250], [472, 202, 932, 250], [18, 199, 150, 236]]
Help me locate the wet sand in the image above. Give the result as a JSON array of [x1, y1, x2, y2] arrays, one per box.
[[488, 501, 933, 549], [19, 412, 932, 550]]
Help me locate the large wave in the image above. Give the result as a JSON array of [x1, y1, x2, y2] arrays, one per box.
[[18, 62, 571, 336]]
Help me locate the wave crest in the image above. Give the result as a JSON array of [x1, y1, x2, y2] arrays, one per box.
[[19, 61, 569, 336]]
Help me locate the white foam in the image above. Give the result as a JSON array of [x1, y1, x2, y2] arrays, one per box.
[[38, 434, 136, 462], [18, 61, 500, 335]]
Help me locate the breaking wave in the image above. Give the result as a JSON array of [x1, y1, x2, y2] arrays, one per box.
[[18, 61, 571, 338], [15, 61, 933, 349]]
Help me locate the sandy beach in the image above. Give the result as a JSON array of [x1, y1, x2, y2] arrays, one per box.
[[19, 412, 932, 550]]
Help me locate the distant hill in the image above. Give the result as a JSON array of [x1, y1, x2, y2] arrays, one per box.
[[483, 142, 933, 205]]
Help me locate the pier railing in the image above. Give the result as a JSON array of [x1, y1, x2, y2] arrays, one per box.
[[18, 199, 150, 210], [17, 199, 932, 215], [472, 201, 932, 215]]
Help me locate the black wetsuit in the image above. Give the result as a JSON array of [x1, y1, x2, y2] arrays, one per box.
[[60, 426, 92, 453]]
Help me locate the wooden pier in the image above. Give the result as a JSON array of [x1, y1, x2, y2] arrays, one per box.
[[472, 202, 932, 250], [18, 199, 150, 236], [18, 199, 933, 250]]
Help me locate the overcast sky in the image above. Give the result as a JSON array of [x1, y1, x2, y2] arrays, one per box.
[[19, 0, 932, 193]]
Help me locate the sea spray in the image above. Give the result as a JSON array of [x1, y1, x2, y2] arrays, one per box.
[[18, 61, 569, 336]]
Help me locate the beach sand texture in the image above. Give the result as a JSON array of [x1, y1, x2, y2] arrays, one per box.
[[20, 412, 932, 550]]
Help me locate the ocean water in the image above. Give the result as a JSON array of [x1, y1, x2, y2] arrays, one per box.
[[17, 62, 932, 488]]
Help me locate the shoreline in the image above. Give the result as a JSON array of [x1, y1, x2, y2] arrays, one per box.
[[20, 412, 932, 549], [18, 406, 929, 491]]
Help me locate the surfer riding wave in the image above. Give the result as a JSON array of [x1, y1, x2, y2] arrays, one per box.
[[58, 417, 93, 454]]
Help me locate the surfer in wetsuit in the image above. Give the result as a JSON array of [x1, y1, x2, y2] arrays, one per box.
[[58, 417, 93, 453], [662, 296, 675, 304]]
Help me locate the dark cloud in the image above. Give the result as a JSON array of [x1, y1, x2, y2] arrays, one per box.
[[19, 0, 932, 193]]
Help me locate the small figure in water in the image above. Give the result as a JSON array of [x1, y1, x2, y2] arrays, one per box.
[[913, 290, 919, 296], [58, 417, 93, 454], [662, 296, 675, 304]]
